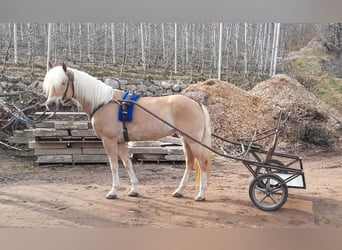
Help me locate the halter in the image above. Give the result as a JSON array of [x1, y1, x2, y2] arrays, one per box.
[[61, 70, 75, 101]]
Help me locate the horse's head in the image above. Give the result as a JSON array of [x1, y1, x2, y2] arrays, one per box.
[[43, 61, 74, 111]]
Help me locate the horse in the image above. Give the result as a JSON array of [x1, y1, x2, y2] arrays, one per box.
[[43, 62, 212, 201]]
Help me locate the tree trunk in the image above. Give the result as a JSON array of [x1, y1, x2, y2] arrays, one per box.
[[46, 23, 52, 71], [161, 23, 165, 64], [244, 23, 248, 80], [111, 23, 116, 65], [217, 23, 223, 80], [271, 23, 281, 76], [104, 23, 108, 66], [13, 23, 18, 64], [174, 23, 177, 74], [140, 23, 146, 73], [1, 24, 12, 76], [87, 23, 91, 62], [120, 23, 127, 76], [234, 23, 239, 70], [264, 23, 272, 72], [78, 23, 82, 66]]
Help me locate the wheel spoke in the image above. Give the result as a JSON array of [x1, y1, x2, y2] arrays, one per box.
[[258, 194, 267, 203], [255, 185, 266, 192], [269, 193, 278, 204]]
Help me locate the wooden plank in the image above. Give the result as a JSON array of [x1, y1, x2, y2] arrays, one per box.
[[8, 137, 30, 144], [160, 136, 182, 145], [33, 129, 68, 137], [55, 121, 89, 130], [128, 141, 161, 147], [34, 112, 87, 117], [33, 121, 56, 128], [165, 155, 185, 161], [13, 129, 34, 137], [71, 129, 96, 137], [73, 154, 108, 163], [37, 155, 72, 163], [166, 146, 184, 155], [133, 154, 165, 161], [82, 148, 107, 155], [128, 146, 167, 154], [28, 141, 67, 149], [33, 140, 101, 144], [34, 148, 82, 155], [71, 142, 103, 148]]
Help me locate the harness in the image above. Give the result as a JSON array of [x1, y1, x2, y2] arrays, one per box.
[[118, 91, 140, 141], [89, 91, 140, 142], [61, 69, 75, 101]]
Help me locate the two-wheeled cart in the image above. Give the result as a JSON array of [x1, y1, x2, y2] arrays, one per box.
[[211, 110, 306, 211]]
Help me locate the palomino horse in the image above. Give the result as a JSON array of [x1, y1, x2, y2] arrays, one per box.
[[43, 62, 212, 201]]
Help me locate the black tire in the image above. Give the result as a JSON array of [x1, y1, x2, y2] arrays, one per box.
[[249, 173, 288, 211]]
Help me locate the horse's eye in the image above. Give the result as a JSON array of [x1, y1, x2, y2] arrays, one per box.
[[61, 82, 66, 86]]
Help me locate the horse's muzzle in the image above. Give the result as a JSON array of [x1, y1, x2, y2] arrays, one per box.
[[46, 98, 61, 112]]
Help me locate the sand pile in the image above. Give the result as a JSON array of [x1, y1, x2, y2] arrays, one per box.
[[182, 79, 277, 145], [250, 74, 342, 146]]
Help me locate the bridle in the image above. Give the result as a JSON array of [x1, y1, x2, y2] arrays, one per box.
[[61, 69, 75, 102]]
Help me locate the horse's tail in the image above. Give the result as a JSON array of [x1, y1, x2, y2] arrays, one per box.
[[194, 104, 212, 185]]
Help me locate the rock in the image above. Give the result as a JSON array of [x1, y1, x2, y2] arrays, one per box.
[[136, 84, 147, 92], [172, 84, 182, 92], [104, 79, 120, 89], [148, 84, 161, 93], [161, 81, 171, 90]]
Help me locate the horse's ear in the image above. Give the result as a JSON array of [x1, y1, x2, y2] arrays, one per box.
[[47, 60, 54, 71], [62, 62, 67, 73]]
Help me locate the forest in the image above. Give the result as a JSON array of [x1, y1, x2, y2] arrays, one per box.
[[0, 23, 325, 86]]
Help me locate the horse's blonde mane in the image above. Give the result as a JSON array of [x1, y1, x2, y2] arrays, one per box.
[[72, 68, 114, 112], [43, 66, 114, 114]]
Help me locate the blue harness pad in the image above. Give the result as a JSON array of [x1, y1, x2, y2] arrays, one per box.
[[118, 91, 140, 122]]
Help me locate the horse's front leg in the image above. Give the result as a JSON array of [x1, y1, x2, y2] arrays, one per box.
[[102, 137, 120, 199], [118, 143, 139, 197]]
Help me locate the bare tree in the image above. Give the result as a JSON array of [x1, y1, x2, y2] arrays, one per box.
[[217, 23, 223, 80], [111, 23, 116, 65], [174, 23, 177, 74], [46, 23, 52, 71], [140, 23, 146, 73], [13, 23, 18, 64], [270, 23, 280, 76]]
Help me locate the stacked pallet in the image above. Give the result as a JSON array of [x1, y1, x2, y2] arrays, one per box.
[[30, 120, 105, 165], [29, 119, 185, 165], [129, 136, 185, 163]]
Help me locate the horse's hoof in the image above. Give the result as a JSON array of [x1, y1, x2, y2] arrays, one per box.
[[194, 196, 206, 202], [172, 192, 183, 198], [128, 191, 139, 197], [106, 194, 117, 199]]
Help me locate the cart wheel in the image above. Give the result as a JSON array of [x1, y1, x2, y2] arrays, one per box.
[[255, 159, 285, 175], [249, 173, 288, 211]]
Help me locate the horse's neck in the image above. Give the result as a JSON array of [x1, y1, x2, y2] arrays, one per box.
[[73, 69, 114, 116]]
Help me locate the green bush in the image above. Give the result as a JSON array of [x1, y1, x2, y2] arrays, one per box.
[[299, 124, 333, 147]]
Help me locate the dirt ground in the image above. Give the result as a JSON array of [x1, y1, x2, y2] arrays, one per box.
[[0, 148, 341, 228]]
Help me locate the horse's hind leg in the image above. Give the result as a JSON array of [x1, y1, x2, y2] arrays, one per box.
[[189, 143, 209, 201], [118, 143, 139, 197], [172, 138, 194, 198]]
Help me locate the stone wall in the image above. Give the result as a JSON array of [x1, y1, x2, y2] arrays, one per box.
[[104, 79, 189, 96]]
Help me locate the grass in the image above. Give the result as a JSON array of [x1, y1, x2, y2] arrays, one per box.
[[288, 46, 342, 114]]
